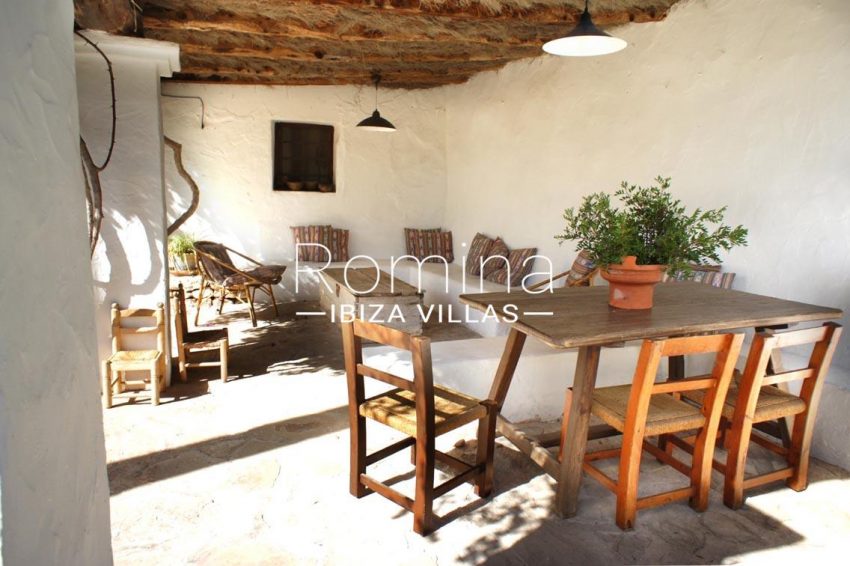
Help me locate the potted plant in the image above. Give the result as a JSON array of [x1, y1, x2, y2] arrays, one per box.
[[556, 177, 748, 309], [168, 232, 198, 274]]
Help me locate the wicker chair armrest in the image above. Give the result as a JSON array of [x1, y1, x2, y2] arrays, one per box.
[[222, 245, 263, 266], [195, 249, 266, 287]]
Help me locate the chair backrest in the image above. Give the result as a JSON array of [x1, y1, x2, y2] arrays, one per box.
[[194, 240, 237, 283], [110, 302, 166, 355], [341, 319, 436, 427], [626, 333, 744, 434], [736, 323, 842, 426], [170, 284, 188, 347]]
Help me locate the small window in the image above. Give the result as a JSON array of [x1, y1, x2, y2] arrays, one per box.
[[272, 122, 335, 192]]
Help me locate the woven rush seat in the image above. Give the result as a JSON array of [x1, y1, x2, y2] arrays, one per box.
[[107, 349, 162, 370], [360, 385, 488, 437], [222, 265, 286, 287], [683, 383, 806, 422], [592, 384, 706, 436], [184, 328, 229, 349]]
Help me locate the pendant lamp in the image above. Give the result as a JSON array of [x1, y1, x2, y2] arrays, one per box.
[[356, 73, 396, 132], [543, 0, 627, 57]]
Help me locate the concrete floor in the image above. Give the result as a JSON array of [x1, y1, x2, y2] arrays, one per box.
[[104, 301, 850, 565]]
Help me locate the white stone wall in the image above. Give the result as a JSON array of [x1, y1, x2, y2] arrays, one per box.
[[160, 0, 850, 467], [161, 83, 448, 300], [442, 0, 850, 466], [0, 1, 112, 563], [444, 0, 850, 372], [76, 33, 179, 381]]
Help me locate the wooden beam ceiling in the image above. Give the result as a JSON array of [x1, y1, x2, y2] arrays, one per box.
[[75, 0, 682, 89]]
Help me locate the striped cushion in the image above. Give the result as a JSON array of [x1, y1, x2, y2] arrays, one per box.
[[487, 247, 538, 287], [466, 232, 494, 275], [404, 228, 453, 263], [664, 265, 735, 289], [332, 228, 350, 262], [291, 225, 333, 262], [567, 250, 596, 285], [440, 231, 454, 263], [404, 227, 440, 258], [481, 237, 509, 277]]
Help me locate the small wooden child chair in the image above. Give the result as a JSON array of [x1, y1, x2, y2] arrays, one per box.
[[102, 303, 166, 407], [171, 283, 229, 382]]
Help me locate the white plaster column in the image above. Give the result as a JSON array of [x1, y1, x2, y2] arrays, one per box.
[[75, 32, 179, 384], [0, 1, 113, 563]]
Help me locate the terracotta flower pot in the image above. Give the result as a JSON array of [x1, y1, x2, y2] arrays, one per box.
[[600, 256, 666, 310]]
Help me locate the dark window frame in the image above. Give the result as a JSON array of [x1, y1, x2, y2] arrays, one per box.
[[272, 122, 335, 192]]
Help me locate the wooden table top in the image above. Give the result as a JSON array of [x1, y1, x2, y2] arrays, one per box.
[[321, 267, 423, 297], [460, 283, 842, 349]]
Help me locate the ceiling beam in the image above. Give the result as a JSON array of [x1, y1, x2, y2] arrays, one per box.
[[74, 0, 139, 34], [164, 36, 540, 64]]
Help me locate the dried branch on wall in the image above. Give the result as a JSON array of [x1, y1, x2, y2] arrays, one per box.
[[164, 136, 201, 235], [80, 138, 104, 255], [75, 29, 117, 254]]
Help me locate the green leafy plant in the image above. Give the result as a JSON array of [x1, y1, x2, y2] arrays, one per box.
[[168, 232, 196, 256], [556, 176, 748, 274]]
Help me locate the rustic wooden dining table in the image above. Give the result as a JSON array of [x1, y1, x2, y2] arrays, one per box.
[[459, 283, 842, 518]]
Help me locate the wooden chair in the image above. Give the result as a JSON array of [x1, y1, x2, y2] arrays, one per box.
[[102, 303, 167, 408], [171, 283, 229, 383], [193, 241, 286, 327], [341, 319, 498, 536], [573, 333, 743, 529], [678, 323, 842, 509], [528, 250, 598, 291]]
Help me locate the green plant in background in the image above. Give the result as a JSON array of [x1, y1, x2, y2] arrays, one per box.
[[556, 176, 749, 274], [168, 232, 196, 256]]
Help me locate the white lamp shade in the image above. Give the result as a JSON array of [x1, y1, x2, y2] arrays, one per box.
[[543, 35, 627, 57]]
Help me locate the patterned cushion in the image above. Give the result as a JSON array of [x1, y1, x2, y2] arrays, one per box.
[[566, 250, 596, 286], [291, 225, 333, 262], [404, 227, 440, 258], [403, 228, 453, 263], [331, 228, 350, 262], [487, 247, 538, 287], [440, 231, 454, 263], [664, 265, 735, 289], [481, 237, 510, 278], [466, 232, 494, 275], [223, 265, 286, 287]]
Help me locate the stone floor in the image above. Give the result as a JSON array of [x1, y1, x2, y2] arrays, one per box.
[[104, 301, 850, 565]]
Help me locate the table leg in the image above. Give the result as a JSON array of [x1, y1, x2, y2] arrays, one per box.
[[486, 328, 527, 408], [555, 345, 601, 518], [476, 328, 526, 495]]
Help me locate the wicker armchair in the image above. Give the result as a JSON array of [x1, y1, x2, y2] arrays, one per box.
[[193, 241, 286, 327]]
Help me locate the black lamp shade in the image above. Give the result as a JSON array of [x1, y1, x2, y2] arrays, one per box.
[[542, 6, 627, 57], [356, 110, 396, 132]]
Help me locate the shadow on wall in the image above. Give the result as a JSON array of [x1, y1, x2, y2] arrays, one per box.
[[94, 207, 165, 301]]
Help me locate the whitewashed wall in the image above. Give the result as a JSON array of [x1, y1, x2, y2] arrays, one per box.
[[77, 34, 179, 380], [0, 1, 112, 563], [162, 83, 447, 299], [443, 0, 850, 465], [160, 0, 850, 467]]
